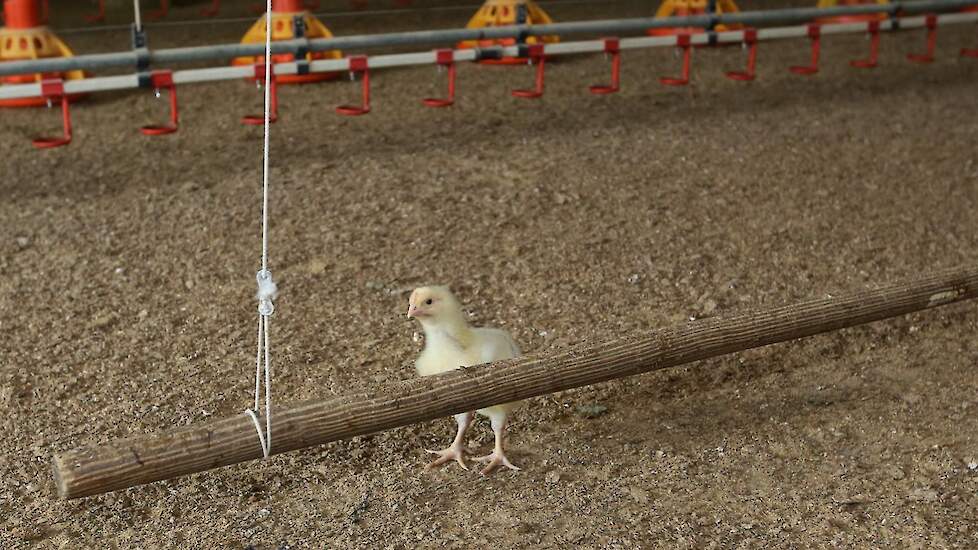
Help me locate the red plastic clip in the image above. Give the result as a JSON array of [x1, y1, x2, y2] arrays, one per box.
[[85, 0, 105, 23], [200, 0, 220, 17], [907, 14, 938, 63], [337, 56, 371, 115], [423, 49, 456, 108], [851, 20, 880, 68], [147, 0, 169, 21], [141, 70, 178, 136], [32, 79, 72, 149], [512, 44, 546, 98], [790, 24, 821, 75], [726, 28, 758, 81], [589, 38, 621, 94], [242, 64, 279, 125], [660, 34, 692, 86]]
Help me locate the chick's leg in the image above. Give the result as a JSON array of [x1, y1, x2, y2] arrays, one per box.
[[425, 411, 474, 470], [474, 410, 520, 475]]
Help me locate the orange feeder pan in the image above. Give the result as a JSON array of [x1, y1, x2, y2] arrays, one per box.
[[0, 0, 85, 108], [646, 0, 742, 39], [456, 0, 558, 65], [231, 0, 342, 84], [467, 37, 556, 65], [814, 1, 890, 24], [816, 14, 887, 23]]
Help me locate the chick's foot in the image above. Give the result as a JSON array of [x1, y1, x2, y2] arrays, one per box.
[[425, 445, 469, 470], [474, 451, 520, 475]]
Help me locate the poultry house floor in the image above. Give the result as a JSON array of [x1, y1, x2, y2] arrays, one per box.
[[2, 0, 978, 548]]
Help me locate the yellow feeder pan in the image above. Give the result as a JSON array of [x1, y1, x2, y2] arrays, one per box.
[[232, 0, 342, 84], [814, 0, 889, 24], [457, 0, 559, 65], [0, 0, 85, 108], [647, 0, 742, 37]]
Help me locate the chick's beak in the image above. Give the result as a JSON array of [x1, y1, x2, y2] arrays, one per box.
[[407, 305, 418, 318]]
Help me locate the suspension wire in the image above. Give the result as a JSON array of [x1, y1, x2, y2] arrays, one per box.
[[133, 0, 143, 31], [245, 0, 276, 461]]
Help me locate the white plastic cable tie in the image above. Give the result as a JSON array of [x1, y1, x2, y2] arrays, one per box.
[[256, 269, 277, 316]]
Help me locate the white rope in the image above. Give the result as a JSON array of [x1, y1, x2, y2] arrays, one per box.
[[246, 307, 273, 458], [253, 314, 264, 412], [260, 3, 271, 272], [133, 0, 142, 32], [245, 0, 276, 461]]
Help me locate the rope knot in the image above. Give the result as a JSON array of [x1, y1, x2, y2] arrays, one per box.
[[256, 269, 278, 316]]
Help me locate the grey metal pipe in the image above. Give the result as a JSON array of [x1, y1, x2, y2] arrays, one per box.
[[0, 0, 975, 77]]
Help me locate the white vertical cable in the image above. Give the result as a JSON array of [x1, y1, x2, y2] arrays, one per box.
[[253, 315, 264, 412], [133, 0, 142, 32], [246, 0, 276, 461], [261, 0, 271, 272]]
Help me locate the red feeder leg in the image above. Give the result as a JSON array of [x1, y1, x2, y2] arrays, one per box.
[[589, 38, 621, 94], [422, 49, 456, 108], [242, 64, 279, 125], [660, 34, 692, 86], [790, 24, 821, 76], [147, 0, 169, 21], [850, 21, 880, 68], [907, 14, 938, 63], [201, 0, 220, 17], [32, 79, 72, 149], [726, 28, 758, 82], [337, 56, 371, 115], [512, 44, 546, 99], [85, 0, 105, 23], [962, 19, 978, 57], [141, 71, 179, 136]]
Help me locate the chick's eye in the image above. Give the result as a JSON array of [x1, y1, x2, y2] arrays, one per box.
[[424, 299, 433, 305]]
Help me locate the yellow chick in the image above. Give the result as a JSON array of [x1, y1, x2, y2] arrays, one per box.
[[407, 286, 522, 475]]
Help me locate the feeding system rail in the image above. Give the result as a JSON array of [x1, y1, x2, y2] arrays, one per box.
[[0, 0, 975, 85], [1, 0, 977, 147]]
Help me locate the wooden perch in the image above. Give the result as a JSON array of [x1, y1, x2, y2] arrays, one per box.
[[53, 266, 978, 499]]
